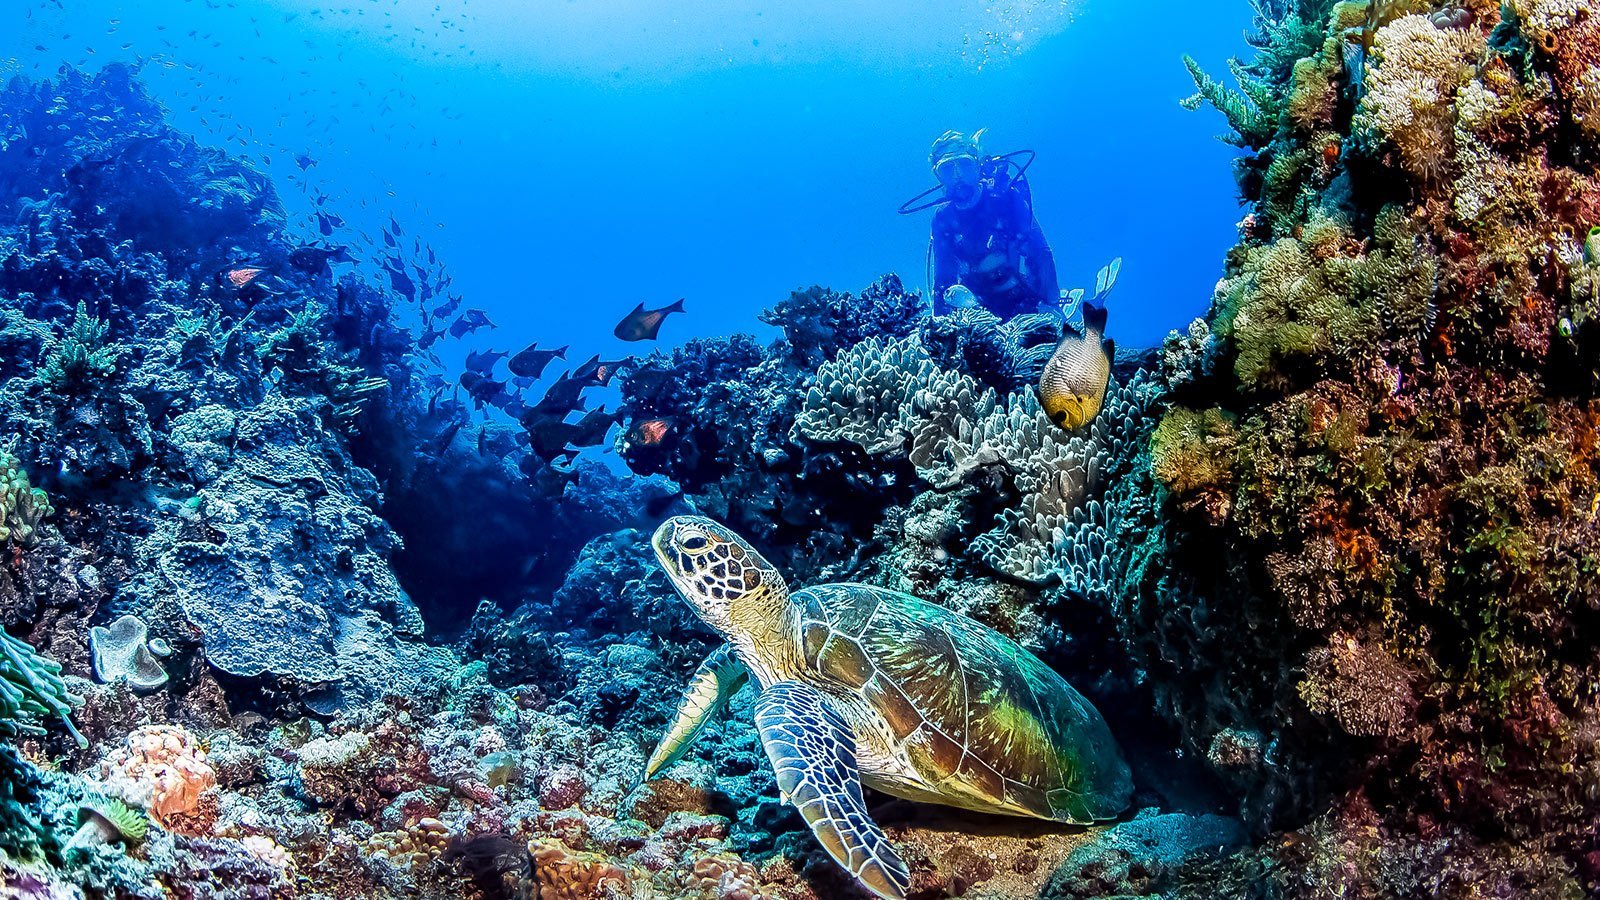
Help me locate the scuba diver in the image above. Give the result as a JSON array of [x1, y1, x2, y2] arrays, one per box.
[[900, 129, 1061, 320]]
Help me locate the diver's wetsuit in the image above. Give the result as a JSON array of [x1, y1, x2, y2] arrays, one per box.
[[930, 172, 1060, 320]]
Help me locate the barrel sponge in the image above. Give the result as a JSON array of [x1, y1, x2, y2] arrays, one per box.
[[0, 451, 53, 547]]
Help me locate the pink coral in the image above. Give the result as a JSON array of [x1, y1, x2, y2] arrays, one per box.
[[97, 723, 218, 832]]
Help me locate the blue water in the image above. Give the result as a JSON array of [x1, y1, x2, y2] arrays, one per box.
[[9, 0, 1245, 362]]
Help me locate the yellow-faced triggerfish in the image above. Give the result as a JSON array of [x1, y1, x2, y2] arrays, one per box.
[[1038, 299, 1113, 431], [614, 298, 685, 342]]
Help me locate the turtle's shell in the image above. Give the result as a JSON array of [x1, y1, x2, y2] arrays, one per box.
[[793, 583, 1132, 823]]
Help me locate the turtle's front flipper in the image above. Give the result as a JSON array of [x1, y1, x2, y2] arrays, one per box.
[[645, 645, 748, 780], [755, 682, 911, 900]]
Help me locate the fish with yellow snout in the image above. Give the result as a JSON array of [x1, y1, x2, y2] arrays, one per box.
[[1038, 297, 1113, 431]]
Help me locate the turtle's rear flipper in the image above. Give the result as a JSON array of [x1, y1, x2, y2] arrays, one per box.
[[755, 682, 911, 900], [645, 645, 748, 780]]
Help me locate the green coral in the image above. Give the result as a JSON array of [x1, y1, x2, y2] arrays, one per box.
[[1182, 54, 1280, 149], [0, 452, 52, 547], [35, 302, 119, 393], [258, 305, 388, 425], [85, 798, 148, 845], [1150, 406, 1239, 497], [0, 630, 83, 747], [1212, 207, 1436, 391]]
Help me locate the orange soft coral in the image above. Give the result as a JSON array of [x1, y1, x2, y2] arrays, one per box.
[[97, 724, 218, 832]]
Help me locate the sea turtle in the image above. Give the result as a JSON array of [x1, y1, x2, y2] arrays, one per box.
[[643, 516, 1133, 899]]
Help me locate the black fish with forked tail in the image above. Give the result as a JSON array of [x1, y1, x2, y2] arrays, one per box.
[[572, 354, 628, 388], [613, 298, 684, 342], [507, 343, 566, 379]]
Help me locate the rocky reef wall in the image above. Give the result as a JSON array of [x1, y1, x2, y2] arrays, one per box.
[[1142, 0, 1600, 893]]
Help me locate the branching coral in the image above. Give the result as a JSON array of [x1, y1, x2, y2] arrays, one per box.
[[34, 301, 120, 395]]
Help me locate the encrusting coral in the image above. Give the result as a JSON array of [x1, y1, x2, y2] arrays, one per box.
[[1158, 0, 1600, 892]]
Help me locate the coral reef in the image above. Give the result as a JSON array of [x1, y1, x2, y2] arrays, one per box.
[[4, 2, 1593, 894], [0, 450, 52, 547], [1157, 0, 1600, 892]]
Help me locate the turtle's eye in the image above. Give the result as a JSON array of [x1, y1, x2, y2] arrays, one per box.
[[681, 535, 709, 551]]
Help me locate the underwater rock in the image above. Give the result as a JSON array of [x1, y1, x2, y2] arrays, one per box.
[[1154, 0, 1600, 892], [1039, 811, 1246, 899], [135, 394, 454, 712]]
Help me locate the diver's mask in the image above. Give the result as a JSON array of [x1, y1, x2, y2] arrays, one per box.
[[935, 155, 982, 209]]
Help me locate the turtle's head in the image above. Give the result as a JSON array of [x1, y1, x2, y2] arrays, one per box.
[[652, 516, 786, 638]]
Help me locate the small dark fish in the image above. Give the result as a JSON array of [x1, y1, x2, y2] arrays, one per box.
[[288, 243, 351, 275], [432, 421, 463, 455], [294, 152, 316, 170], [507, 343, 566, 379], [384, 262, 416, 300], [420, 322, 447, 350], [449, 309, 495, 339], [572, 355, 626, 388], [1038, 299, 1113, 432], [529, 371, 587, 417], [567, 406, 616, 447], [465, 349, 508, 376], [315, 210, 343, 236], [524, 417, 580, 458], [432, 293, 464, 320], [460, 371, 507, 408], [613, 298, 685, 342], [626, 417, 674, 448], [498, 394, 530, 419]]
